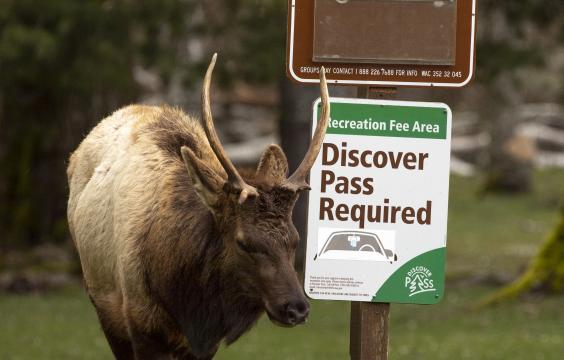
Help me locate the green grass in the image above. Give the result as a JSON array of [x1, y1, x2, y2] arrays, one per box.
[[1, 170, 563, 359], [447, 170, 563, 278], [1, 287, 562, 360], [0, 287, 112, 360], [218, 287, 564, 360]]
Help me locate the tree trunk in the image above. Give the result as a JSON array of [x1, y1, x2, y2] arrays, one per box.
[[481, 76, 534, 194]]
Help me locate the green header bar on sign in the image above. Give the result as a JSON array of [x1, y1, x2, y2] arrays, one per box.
[[318, 102, 448, 140]]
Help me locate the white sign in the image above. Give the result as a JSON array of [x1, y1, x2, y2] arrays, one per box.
[[305, 98, 452, 304]]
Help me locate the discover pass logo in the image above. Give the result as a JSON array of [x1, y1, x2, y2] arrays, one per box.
[[405, 266, 436, 297]]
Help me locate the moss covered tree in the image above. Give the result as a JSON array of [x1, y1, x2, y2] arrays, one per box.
[[481, 199, 564, 305]]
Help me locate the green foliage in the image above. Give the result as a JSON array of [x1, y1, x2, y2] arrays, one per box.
[[478, 0, 564, 83], [0, 0, 195, 100], [477, 41, 544, 83], [0, 0, 195, 246], [496, 0, 564, 29], [201, 0, 287, 85]]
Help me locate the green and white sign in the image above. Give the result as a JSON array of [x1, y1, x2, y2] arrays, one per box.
[[305, 98, 452, 305]]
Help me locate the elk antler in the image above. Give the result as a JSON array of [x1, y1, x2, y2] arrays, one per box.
[[283, 67, 330, 192], [201, 53, 258, 204]]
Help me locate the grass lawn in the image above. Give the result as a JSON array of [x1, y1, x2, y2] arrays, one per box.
[[1, 170, 563, 359]]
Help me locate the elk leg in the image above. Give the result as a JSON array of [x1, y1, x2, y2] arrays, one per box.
[[173, 345, 219, 360], [123, 306, 173, 360], [127, 327, 172, 360], [98, 315, 135, 360], [88, 295, 135, 360]]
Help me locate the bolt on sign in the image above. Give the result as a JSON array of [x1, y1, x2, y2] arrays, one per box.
[[287, 0, 477, 87], [305, 98, 452, 304]]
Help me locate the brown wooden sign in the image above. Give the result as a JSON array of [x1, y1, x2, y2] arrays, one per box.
[[286, 0, 476, 87]]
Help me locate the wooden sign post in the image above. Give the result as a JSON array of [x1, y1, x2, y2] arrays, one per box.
[[288, 1, 474, 359], [350, 302, 390, 360], [349, 86, 397, 360]]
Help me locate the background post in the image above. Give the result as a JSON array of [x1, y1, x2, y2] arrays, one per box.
[[349, 86, 396, 360]]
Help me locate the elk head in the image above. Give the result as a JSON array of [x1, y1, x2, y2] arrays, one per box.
[[181, 54, 330, 327]]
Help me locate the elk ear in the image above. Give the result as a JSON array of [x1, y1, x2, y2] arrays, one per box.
[[256, 144, 289, 186], [181, 146, 224, 209]]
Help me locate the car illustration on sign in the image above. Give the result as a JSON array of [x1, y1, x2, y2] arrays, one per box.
[[316, 231, 397, 262]]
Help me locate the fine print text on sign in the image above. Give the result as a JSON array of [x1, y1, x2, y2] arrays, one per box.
[[305, 98, 452, 304]]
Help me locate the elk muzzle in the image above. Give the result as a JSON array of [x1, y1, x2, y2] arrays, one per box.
[[262, 267, 310, 327], [267, 293, 310, 327]]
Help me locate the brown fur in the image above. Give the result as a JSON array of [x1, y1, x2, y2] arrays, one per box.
[[67, 105, 308, 359]]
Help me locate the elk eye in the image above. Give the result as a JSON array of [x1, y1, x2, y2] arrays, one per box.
[[236, 239, 259, 254]]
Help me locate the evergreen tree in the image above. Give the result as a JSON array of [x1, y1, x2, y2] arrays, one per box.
[[0, 0, 195, 246]]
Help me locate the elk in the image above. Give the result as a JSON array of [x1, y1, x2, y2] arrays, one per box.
[[66, 54, 330, 360]]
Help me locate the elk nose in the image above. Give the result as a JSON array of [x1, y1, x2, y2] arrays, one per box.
[[285, 298, 310, 325]]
